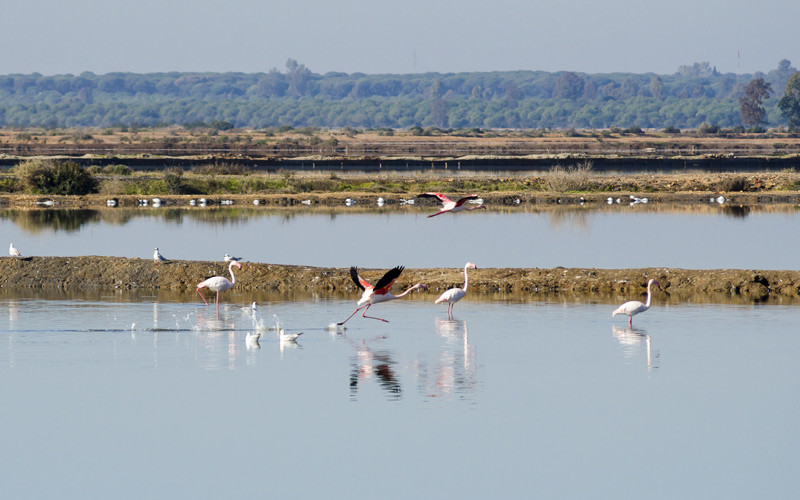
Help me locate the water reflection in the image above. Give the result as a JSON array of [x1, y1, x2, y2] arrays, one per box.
[[611, 325, 659, 371], [721, 204, 751, 218], [342, 334, 401, 400], [1, 209, 102, 233], [419, 318, 479, 399]]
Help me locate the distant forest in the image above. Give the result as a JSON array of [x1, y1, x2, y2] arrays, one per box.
[[0, 59, 797, 130]]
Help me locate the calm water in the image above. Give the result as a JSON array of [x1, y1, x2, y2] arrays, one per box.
[[1, 296, 799, 498], [2, 205, 800, 269]]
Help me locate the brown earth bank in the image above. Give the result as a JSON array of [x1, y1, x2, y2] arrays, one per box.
[[1, 257, 798, 305]]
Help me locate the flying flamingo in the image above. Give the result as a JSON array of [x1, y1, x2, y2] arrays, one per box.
[[417, 193, 486, 218], [338, 266, 427, 325], [197, 260, 242, 310], [9, 243, 21, 258], [612, 279, 661, 326], [153, 247, 168, 265], [435, 262, 477, 318]]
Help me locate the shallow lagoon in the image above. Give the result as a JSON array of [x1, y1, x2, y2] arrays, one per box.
[[1, 296, 798, 498], [2, 204, 800, 269]]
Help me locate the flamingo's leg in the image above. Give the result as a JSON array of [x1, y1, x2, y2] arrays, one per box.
[[628, 316, 633, 326], [338, 305, 367, 325], [427, 210, 447, 218], [361, 305, 389, 322], [197, 288, 209, 306]]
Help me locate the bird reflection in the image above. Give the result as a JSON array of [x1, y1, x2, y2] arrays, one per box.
[[612, 325, 658, 371], [342, 334, 401, 399], [246, 332, 261, 350], [418, 318, 478, 398]]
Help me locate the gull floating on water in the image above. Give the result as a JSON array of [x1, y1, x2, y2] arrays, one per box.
[[224, 253, 242, 262], [279, 328, 303, 342]]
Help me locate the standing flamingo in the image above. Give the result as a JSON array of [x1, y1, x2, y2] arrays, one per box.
[[153, 247, 168, 265], [197, 260, 242, 310], [338, 266, 427, 325], [612, 279, 661, 326], [418, 193, 486, 217], [435, 262, 477, 318]]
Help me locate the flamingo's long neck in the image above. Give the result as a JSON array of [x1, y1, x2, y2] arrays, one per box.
[[229, 262, 237, 285], [462, 265, 470, 292], [393, 284, 422, 299], [644, 282, 653, 308]]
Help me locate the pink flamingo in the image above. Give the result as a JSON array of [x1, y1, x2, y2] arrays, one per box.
[[338, 266, 427, 325], [197, 260, 242, 310], [612, 279, 660, 326], [418, 193, 486, 218], [435, 262, 477, 318]]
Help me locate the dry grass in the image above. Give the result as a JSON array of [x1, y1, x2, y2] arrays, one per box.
[[544, 161, 594, 192]]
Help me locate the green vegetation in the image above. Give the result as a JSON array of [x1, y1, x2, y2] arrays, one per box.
[[0, 60, 798, 130], [778, 72, 800, 128], [12, 159, 99, 195], [739, 78, 772, 128]]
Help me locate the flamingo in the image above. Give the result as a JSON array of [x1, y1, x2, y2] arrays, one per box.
[[338, 266, 427, 325], [418, 192, 486, 218], [612, 279, 661, 326], [435, 262, 477, 318], [153, 247, 168, 265], [9, 243, 21, 258], [197, 260, 242, 310]]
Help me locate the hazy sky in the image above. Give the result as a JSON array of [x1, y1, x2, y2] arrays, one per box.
[[2, 0, 797, 77]]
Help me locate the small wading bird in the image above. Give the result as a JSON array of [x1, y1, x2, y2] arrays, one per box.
[[153, 247, 168, 265], [197, 260, 242, 310], [613, 279, 661, 326], [9, 243, 21, 258], [338, 266, 427, 325], [418, 192, 486, 218], [435, 262, 477, 318]]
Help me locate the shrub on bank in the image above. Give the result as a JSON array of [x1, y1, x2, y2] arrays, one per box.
[[13, 159, 99, 195]]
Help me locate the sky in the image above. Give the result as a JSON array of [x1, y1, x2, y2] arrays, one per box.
[[1, 0, 798, 77]]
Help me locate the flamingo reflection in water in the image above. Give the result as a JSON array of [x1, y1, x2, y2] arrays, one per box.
[[612, 325, 659, 371], [339, 334, 401, 399], [418, 318, 478, 399]]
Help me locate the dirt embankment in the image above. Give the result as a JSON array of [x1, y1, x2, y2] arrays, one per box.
[[1, 257, 798, 305]]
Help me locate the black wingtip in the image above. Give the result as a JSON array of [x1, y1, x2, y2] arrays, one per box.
[[349, 266, 364, 290]]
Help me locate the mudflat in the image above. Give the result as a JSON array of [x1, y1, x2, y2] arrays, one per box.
[[1, 257, 797, 305]]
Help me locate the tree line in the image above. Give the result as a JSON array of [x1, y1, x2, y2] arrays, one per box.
[[1, 59, 798, 130]]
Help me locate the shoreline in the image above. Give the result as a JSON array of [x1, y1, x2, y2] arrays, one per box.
[[1, 257, 798, 305]]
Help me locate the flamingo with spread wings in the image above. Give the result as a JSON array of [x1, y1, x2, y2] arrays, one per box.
[[338, 266, 427, 325], [418, 193, 486, 218]]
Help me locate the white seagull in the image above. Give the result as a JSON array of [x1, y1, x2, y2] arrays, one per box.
[[224, 253, 242, 262], [279, 328, 303, 342], [435, 262, 477, 318], [9, 243, 21, 258], [612, 279, 661, 326], [153, 247, 168, 265]]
